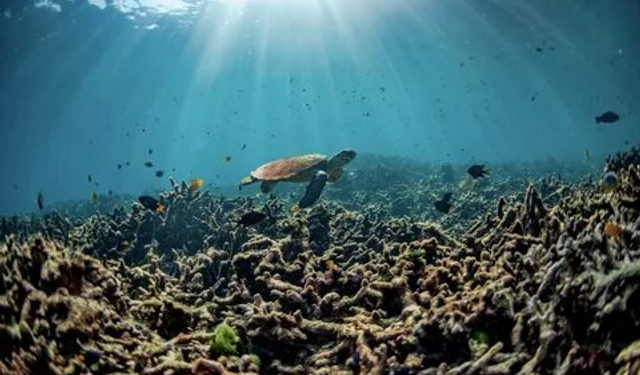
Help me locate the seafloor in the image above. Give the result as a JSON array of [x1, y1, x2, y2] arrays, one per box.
[[1, 149, 640, 375]]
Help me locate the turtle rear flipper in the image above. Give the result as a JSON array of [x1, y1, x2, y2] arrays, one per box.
[[299, 171, 328, 208], [260, 181, 278, 193]]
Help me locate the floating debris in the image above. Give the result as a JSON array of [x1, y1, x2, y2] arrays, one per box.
[[595, 111, 620, 124]]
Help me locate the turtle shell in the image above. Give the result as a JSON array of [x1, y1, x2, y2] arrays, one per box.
[[251, 154, 328, 182]]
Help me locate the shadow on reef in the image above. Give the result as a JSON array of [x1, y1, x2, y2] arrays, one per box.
[[1, 148, 640, 374]]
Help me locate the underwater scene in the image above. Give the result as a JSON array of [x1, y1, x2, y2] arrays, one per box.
[[1, 0, 640, 374]]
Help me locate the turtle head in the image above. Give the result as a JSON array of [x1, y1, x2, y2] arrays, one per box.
[[329, 149, 357, 168]]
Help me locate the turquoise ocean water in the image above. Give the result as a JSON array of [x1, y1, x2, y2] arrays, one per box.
[[1, 0, 639, 214]]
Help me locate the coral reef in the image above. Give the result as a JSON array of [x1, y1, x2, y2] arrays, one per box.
[[1, 150, 639, 374]]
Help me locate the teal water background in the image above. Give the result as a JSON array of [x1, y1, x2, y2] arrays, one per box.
[[1, 0, 639, 214]]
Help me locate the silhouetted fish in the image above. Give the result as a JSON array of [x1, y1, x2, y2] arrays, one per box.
[[138, 195, 164, 212], [37, 191, 44, 211], [595, 111, 620, 124], [155, 170, 164, 178], [237, 211, 267, 227], [434, 192, 453, 213], [467, 164, 490, 179], [88, 175, 92, 182], [144, 162, 153, 168]]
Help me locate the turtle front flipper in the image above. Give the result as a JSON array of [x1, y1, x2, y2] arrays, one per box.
[[260, 181, 278, 193], [299, 170, 328, 208]]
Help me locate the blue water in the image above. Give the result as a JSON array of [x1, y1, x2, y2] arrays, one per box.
[[1, 0, 639, 215]]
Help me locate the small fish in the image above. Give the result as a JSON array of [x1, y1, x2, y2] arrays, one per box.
[[237, 211, 267, 227], [223, 155, 232, 163], [118, 240, 131, 252], [434, 192, 453, 213], [604, 222, 622, 238], [291, 204, 301, 213], [584, 148, 590, 161], [155, 170, 164, 178], [595, 111, 620, 124], [117, 164, 122, 169], [601, 171, 619, 193], [37, 191, 44, 210], [148, 149, 153, 154], [144, 161, 153, 168], [241, 144, 247, 150], [190, 178, 204, 191], [88, 175, 92, 182], [138, 195, 164, 212], [90, 191, 98, 203], [467, 164, 490, 179]]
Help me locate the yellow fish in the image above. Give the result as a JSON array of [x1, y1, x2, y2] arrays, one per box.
[[604, 222, 622, 238], [291, 204, 300, 213], [157, 203, 165, 213], [191, 178, 204, 191]]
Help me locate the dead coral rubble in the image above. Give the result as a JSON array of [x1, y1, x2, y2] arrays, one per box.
[[0, 151, 639, 374]]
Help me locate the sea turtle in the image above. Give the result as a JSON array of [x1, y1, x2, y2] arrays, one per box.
[[240, 149, 357, 207]]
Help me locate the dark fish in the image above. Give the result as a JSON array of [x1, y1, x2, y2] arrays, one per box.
[[434, 192, 453, 213], [299, 171, 328, 208], [37, 191, 44, 210], [595, 111, 620, 124], [88, 175, 92, 182], [144, 161, 153, 168], [467, 164, 490, 179], [237, 211, 267, 227], [117, 164, 122, 169], [155, 170, 164, 178], [241, 144, 247, 150], [138, 195, 160, 211], [148, 149, 153, 154]]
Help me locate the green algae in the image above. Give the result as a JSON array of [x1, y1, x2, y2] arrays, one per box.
[[209, 321, 240, 356]]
